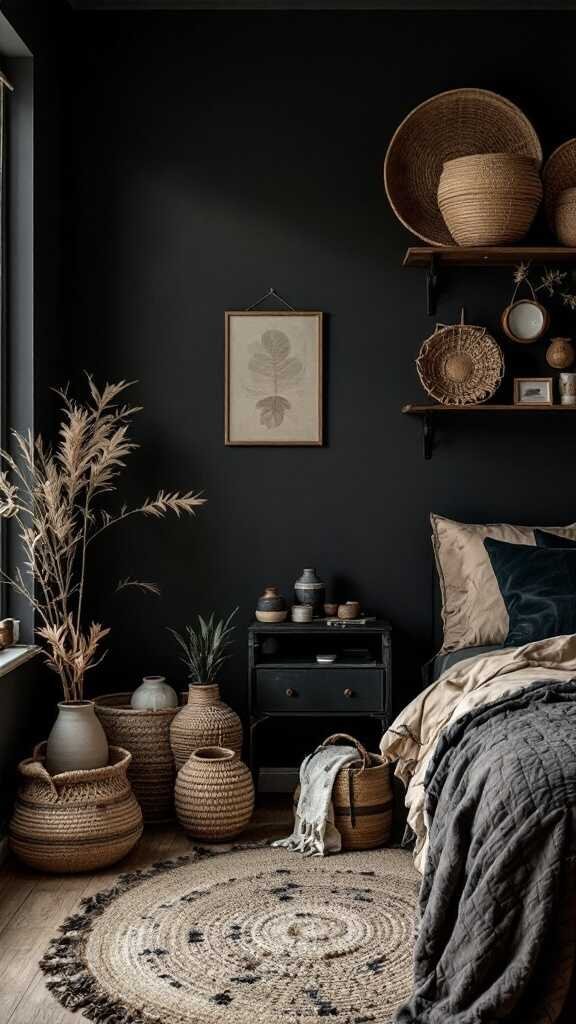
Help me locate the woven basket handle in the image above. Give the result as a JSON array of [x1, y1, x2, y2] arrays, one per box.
[[320, 733, 370, 772], [23, 746, 59, 798]]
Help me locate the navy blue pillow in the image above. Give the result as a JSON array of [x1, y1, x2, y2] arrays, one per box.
[[535, 529, 576, 550], [484, 537, 576, 647]]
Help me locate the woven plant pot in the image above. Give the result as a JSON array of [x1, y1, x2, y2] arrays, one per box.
[[9, 743, 143, 873], [294, 733, 393, 851], [555, 187, 576, 246], [170, 683, 243, 772], [94, 694, 179, 822], [438, 153, 542, 246], [175, 746, 255, 840]]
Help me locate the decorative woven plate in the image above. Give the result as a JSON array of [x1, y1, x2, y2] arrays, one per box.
[[543, 138, 576, 229], [384, 88, 543, 246], [416, 314, 505, 405]]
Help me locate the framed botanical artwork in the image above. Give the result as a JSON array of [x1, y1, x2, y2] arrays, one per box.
[[513, 377, 553, 406], [225, 310, 323, 445]]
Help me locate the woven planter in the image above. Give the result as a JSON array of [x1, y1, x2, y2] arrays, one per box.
[[170, 683, 243, 772], [9, 743, 143, 873], [175, 746, 254, 840], [94, 693, 179, 822], [438, 153, 542, 246], [294, 734, 393, 851], [543, 138, 576, 229], [416, 313, 504, 406], [384, 88, 542, 246], [555, 187, 576, 246]]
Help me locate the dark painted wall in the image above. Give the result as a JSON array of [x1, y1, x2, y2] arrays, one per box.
[[49, 11, 576, 733]]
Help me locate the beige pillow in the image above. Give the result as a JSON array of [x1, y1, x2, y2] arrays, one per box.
[[431, 514, 576, 653]]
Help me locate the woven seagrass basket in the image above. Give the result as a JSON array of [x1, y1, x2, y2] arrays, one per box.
[[416, 311, 504, 406], [438, 153, 542, 246], [175, 746, 255, 840], [170, 683, 243, 772], [555, 187, 576, 246], [294, 733, 393, 851], [543, 138, 576, 229], [9, 743, 143, 873], [384, 88, 542, 246], [94, 693, 179, 822]]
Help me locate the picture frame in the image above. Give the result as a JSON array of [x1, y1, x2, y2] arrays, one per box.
[[513, 377, 554, 406], [225, 310, 323, 446]]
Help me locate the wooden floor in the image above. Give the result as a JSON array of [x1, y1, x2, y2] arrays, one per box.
[[0, 797, 293, 1024]]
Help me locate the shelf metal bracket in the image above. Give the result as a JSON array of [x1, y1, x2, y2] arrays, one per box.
[[426, 255, 439, 316], [423, 413, 434, 460]]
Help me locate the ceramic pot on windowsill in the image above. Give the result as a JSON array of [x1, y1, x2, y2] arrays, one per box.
[[169, 683, 243, 772], [46, 700, 109, 775]]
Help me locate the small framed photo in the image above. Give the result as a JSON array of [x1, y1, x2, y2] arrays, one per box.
[[513, 377, 553, 406], [225, 310, 323, 445]]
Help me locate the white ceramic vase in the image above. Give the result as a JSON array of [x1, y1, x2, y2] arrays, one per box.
[[130, 675, 178, 710], [46, 700, 109, 775]]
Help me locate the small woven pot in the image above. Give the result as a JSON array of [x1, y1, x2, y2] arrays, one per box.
[[438, 153, 542, 246], [555, 187, 576, 246], [9, 743, 143, 873], [294, 733, 393, 851], [95, 694, 179, 822], [175, 746, 255, 840], [170, 683, 243, 772]]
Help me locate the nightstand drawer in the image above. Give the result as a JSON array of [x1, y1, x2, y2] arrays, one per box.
[[255, 669, 383, 713]]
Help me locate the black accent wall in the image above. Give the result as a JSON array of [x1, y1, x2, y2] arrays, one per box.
[[51, 10, 576, 722]]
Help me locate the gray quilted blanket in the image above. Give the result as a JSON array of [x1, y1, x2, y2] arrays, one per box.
[[395, 680, 576, 1024]]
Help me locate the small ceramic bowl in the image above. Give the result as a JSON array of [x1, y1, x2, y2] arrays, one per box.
[[324, 603, 338, 617], [291, 604, 314, 623], [316, 653, 337, 664], [338, 601, 360, 620]]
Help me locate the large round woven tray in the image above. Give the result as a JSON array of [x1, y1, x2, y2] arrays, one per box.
[[543, 138, 576, 229], [384, 88, 542, 246], [416, 315, 504, 406]]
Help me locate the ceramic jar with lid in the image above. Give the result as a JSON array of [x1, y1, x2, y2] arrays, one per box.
[[294, 568, 325, 612]]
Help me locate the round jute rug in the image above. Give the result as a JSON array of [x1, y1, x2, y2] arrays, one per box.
[[41, 844, 419, 1024]]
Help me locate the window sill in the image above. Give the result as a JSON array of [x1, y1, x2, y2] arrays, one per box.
[[0, 644, 40, 678]]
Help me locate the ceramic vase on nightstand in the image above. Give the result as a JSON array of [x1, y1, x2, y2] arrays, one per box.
[[294, 568, 325, 613]]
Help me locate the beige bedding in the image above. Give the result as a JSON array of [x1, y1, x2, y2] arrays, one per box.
[[380, 633, 576, 873]]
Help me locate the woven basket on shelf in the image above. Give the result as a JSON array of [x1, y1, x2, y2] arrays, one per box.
[[384, 88, 542, 246], [9, 743, 143, 873], [175, 746, 255, 840], [170, 683, 243, 772], [416, 311, 504, 406], [438, 153, 542, 246], [294, 734, 393, 851], [543, 138, 576, 230], [94, 694, 178, 822], [555, 187, 576, 246]]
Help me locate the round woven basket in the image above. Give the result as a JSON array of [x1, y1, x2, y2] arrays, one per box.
[[9, 743, 143, 873], [555, 187, 576, 246], [416, 311, 504, 406], [170, 683, 243, 772], [543, 138, 576, 230], [294, 734, 393, 851], [438, 153, 542, 245], [94, 694, 179, 822], [175, 746, 255, 840], [384, 88, 542, 246]]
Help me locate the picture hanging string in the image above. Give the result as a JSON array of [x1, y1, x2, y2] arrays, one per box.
[[245, 287, 297, 312]]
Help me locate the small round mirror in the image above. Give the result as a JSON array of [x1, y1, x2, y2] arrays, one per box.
[[501, 299, 549, 343]]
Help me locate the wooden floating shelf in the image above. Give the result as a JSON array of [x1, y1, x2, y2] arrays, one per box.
[[403, 246, 576, 268], [402, 403, 576, 459]]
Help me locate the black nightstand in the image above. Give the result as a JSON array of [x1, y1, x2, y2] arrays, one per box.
[[247, 620, 392, 782]]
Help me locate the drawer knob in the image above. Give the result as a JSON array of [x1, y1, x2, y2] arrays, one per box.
[[343, 688, 354, 698], [286, 688, 297, 698]]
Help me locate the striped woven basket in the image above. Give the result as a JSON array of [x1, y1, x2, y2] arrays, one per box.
[[95, 693, 179, 822], [175, 746, 255, 840], [9, 743, 143, 873], [294, 733, 393, 851]]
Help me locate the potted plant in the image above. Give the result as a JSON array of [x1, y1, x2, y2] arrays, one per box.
[[0, 378, 205, 774], [168, 609, 242, 771]]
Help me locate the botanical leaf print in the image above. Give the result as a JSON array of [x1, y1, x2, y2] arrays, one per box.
[[246, 330, 303, 428], [256, 396, 291, 429]]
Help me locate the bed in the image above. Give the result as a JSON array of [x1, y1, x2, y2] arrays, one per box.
[[380, 515, 576, 1024]]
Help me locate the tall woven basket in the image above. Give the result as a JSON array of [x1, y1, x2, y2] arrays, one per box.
[[175, 746, 255, 840], [170, 683, 243, 772], [9, 743, 143, 873], [295, 734, 393, 851], [95, 693, 178, 822]]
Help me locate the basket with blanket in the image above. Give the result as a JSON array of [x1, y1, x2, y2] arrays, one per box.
[[279, 733, 393, 855]]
